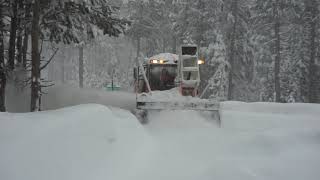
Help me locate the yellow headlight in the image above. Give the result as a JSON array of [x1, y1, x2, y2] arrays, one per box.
[[198, 60, 205, 65], [159, 60, 165, 64], [150, 59, 158, 64]]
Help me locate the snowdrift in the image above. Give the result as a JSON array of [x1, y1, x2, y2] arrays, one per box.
[[2, 92, 320, 180], [0, 104, 151, 180], [221, 101, 320, 129]]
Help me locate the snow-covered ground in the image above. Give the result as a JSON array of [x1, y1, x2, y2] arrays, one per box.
[[221, 101, 320, 129], [143, 102, 320, 180], [2, 87, 320, 180], [0, 104, 152, 180]]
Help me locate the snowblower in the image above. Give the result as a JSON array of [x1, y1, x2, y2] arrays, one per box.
[[133, 45, 220, 124]]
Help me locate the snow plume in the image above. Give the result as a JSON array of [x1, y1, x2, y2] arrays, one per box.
[[147, 110, 218, 129], [6, 84, 136, 113], [47, 36, 134, 91], [42, 85, 136, 111]]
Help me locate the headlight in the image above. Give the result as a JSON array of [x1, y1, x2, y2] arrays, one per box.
[[198, 60, 205, 65], [150, 59, 158, 64], [159, 60, 165, 64]]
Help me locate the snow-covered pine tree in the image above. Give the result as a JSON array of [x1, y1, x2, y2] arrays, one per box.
[[304, 0, 319, 103], [127, 0, 180, 59], [29, 0, 129, 111], [278, 0, 308, 102], [251, 0, 295, 102], [200, 32, 229, 100], [127, 0, 156, 61], [221, 0, 256, 101]]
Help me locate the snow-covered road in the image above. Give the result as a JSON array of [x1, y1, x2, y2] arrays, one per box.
[[1, 104, 320, 180], [135, 106, 320, 180], [134, 127, 320, 180]]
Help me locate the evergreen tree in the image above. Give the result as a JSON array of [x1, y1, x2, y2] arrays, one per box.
[[221, 0, 255, 100], [30, 0, 129, 111], [252, 0, 293, 102], [304, 0, 319, 103]]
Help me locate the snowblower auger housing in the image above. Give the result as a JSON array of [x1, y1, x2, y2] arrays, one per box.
[[133, 46, 220, 125]]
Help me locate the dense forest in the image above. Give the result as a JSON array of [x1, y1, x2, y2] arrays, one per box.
[[0, 0, 319, 112]]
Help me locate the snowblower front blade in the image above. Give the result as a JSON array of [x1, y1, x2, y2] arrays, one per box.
[[136, 100, 221, 126]]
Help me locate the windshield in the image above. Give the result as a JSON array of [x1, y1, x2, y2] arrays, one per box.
[[149, 65, 177, 91], [150, 66, 177, 77]]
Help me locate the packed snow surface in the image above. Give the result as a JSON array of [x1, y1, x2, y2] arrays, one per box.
[[143, 102, 320, 180], [2, 87, 320, 180], [221, 101, 320, 129]]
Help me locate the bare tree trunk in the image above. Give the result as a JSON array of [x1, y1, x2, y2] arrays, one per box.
[[15, 0, 24, 66], [79, 46, 84, 88], [0, 6, 6, 112], [22, 2, 31, 69], [30, 0, 40, 112], [162, 38, 166, 52], [306, 0, 317, 103], [22, 33, 28, 68], [61, 54, 65, 83], [8, 0, 19, 70], [16, 29, 23, 66], [172, 36, 176, 54], [273, 0, 281, 102], [227, 0, 238, 100], [136, 37, 140, 65], [16, 34, 22, 65]]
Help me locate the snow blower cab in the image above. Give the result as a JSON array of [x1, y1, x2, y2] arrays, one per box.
[[134, 53, 179, 93], [134, 45, 220, 124]]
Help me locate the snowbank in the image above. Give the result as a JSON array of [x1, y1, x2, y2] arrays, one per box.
[[221, 101, 320, 129], [3, 85, 320, 180], [0, 104, 151, 180]]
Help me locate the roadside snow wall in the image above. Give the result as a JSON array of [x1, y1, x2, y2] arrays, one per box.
[[0, 104, 152, 180]]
